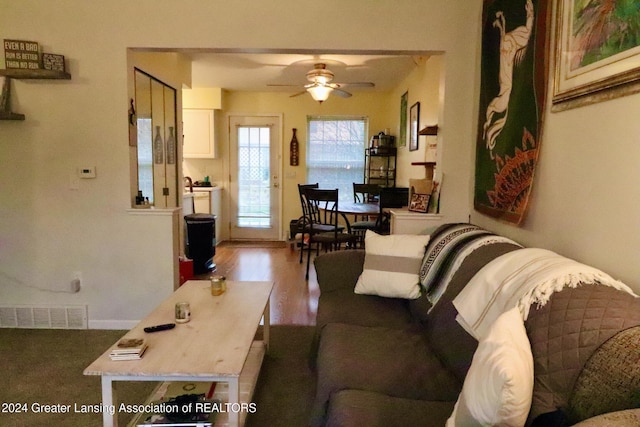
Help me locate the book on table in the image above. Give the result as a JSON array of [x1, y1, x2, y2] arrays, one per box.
[[129, 382, 218, 427], [109, 338, 148, 360], [136, 413, 212, 426]]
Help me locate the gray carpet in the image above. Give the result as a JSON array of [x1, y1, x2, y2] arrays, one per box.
[[0, 325, 315, 427]]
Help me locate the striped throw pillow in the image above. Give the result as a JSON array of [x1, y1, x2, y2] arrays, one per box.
[[354, 230, 431, 299]]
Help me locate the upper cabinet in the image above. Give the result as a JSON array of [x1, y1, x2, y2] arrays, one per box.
[[183, 108, 216, 159]]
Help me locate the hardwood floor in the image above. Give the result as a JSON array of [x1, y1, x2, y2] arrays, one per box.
[[194, 241, 320, 326]]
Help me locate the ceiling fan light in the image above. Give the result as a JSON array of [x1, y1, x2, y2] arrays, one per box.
[[306, 64, 334, 85], [307, 85, 333, 102]]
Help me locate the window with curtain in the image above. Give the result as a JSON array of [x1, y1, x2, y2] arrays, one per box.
[[306, 116, 368, 203]]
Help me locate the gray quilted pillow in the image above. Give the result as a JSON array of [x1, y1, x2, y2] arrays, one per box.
[[569, 326, 640, 423], [524, 284, 640, 423]]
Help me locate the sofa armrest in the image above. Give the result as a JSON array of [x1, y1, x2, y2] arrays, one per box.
[[571, 409, 640, 426], [314, 250, 365, 294]]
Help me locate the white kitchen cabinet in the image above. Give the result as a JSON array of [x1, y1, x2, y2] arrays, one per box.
[[183, 109, 216, 158]]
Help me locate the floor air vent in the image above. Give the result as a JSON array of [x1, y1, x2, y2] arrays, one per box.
[[0, 305, 88, 329]]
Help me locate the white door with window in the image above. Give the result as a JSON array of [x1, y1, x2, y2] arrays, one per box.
[[229, 115, 281, 240]]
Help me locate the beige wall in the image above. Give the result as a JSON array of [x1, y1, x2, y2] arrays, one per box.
[[472, 92, 640, 287], [391, 55, 444, 185], [15, 0, 639, 327], [0, 0, 481, 325]]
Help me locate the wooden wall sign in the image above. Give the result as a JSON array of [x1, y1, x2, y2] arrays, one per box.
[[3, 39, 40, 70], [290, 128, 299, 166], [42, 53, 65, 72]]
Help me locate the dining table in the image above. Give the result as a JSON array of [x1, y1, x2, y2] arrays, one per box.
[[336, 201, 380, 217], [329, 201, 380, 231]]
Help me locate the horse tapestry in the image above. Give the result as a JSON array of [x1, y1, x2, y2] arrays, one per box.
[[474, 0, 550, 225]]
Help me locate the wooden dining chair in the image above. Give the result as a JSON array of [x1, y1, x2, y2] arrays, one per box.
[[353, 183, 381, 204], [297, 183, 344, 265], [303, 188, 357, 280], [351, 183, 381, 246]]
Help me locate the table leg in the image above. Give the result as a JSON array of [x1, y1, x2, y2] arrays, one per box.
[[339, 212, 352, 234], [228, 377, 239, 426], [101, 376, 118, 427], [263, 300, 270, 352]]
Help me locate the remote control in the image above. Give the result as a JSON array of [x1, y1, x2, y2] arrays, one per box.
[[144, 323, 176, 333]]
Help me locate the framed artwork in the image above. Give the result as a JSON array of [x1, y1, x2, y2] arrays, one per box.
[[399, 91, 408, 147], [409, 193, 430, 213], [474, 0, 550, 225], [553, 0, 640, 111], [409, 101, 420, 152]]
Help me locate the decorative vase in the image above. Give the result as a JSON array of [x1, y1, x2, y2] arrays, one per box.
[[153, 125, 164, 164], [166, 126, 176, 164]]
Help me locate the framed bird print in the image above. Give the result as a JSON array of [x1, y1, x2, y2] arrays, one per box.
[[552, 0, 640, 110]]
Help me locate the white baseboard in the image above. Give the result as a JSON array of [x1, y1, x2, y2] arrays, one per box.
[[89, 319, 140, 330]]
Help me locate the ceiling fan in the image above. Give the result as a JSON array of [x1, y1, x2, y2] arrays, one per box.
[[268, 63, 374, 103]]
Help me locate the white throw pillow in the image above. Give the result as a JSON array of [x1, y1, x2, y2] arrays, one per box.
[[446, 307, 534, 427], [354, 230, 430, 299]]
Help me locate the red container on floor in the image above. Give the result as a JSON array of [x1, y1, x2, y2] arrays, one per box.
[[179, 258, 194, 285]]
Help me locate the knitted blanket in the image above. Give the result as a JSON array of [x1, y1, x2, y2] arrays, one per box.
[[418, 223, 522, 309], [453, 247, 637, 340]]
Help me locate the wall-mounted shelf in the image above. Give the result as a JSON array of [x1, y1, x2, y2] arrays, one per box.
[[0, 68, 71, 120], [418, 125, 438, 136], [0, 111, 25, 121], [0, 69, 71, 80], [411, 161, 436, 180]]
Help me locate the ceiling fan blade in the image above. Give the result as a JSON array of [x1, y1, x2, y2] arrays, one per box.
[[335, 82, 375, 88], [267, 83, 300, 87], [332, 88, 352, 98], [289, 90, 308, 98]]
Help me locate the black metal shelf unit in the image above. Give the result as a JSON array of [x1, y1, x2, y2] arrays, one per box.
[[365, 147, 397, 188]]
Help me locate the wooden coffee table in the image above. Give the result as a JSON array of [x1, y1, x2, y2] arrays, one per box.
[[84, 280, 273, 427]]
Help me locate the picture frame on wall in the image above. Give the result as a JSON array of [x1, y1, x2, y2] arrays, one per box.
[[399, 91, 408, 147], [409, 101, 420, 151], [552, 0, 640, 111]]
